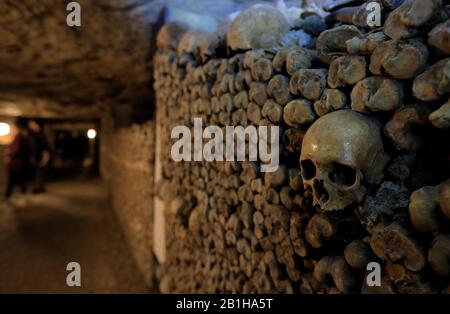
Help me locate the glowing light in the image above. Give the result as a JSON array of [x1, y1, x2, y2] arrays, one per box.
[[87, 129, 97, 139], [0, 122, 11, 137]]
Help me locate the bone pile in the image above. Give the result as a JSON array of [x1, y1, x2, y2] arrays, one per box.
[[153, 0, 450, 294]]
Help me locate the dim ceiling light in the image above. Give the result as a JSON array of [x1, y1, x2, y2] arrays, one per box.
[[87, 129, 97, 139], [0, 122, 11, 136]]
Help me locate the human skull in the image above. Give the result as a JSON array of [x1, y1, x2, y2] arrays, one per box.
[[300, 110, 390, 211], [227, 4, 289, 51]]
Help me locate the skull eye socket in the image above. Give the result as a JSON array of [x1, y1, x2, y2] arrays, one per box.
[[301, 159, 316, 180], [328, 162, 357, 187]]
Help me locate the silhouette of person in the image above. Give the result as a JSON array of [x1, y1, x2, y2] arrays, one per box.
[[28, 120, 50, 194], [4, 118, 32, 199]]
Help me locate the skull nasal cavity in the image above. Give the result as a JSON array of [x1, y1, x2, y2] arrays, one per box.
[[313, 180, 329, 203], [301, 159, 316, 180], [329, 162, 357, 187]]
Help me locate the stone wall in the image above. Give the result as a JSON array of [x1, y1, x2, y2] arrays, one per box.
[[153, 1, 450, 294], [100, 109, 156, 287]]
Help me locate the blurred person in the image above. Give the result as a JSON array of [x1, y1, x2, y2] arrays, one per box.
[[4, 118, 32, 200], [28, 120, 50, 194]]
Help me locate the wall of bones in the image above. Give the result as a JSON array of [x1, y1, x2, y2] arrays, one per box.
[[153, 0, 450, 294]]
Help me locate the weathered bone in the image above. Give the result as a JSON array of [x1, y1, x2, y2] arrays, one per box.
[[316, 25, 363, 64], [429, 98, 450, 129], [383, 0, 444, 40], [351, 77, 403, 112], [328, 55, 367, 88], [369, 39, 429, 79], [412, 58, 450, 101], [384, 104, 432, 152], [428, 20, 450, 55], [313, 88, 347, 117], [370, 222, 426, 272], [267, 74, 292, 105], [283, 99, 316, 127], [227, 5, 290, 51]]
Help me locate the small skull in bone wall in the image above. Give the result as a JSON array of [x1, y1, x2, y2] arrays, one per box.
[[300, 110, 390, 211]]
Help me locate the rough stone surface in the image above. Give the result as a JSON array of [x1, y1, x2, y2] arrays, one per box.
[[0, 0, 164, 122], [100, 111, 155, 287]]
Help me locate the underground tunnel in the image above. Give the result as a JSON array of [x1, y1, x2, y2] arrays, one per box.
[[0, 0, 449, 298]]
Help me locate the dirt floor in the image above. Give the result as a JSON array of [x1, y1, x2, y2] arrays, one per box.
[[0, 179, 150, 293]]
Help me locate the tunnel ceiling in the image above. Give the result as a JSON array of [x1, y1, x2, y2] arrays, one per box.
[[0, 94, 99, 120], [0, 0, 164, 108]]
